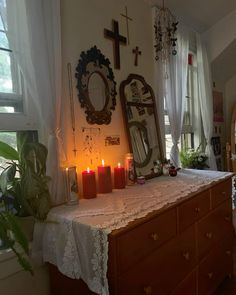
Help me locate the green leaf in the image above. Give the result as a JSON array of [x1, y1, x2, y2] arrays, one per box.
[[0, 163, 17, 194], [0, 141, 19, 160]]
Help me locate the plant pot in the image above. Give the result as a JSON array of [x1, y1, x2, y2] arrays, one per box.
[[16, 216, 35, 242]]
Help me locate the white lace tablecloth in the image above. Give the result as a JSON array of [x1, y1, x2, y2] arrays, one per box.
[[42, 169, 233, 295]]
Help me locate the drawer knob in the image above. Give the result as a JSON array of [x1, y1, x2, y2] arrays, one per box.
[[221, 191, 226, 196], [182, 251, 190, 260], [195, 207, 201, 213], [150, 233, 159, 241], [144, 286, 152, 294], [226, 250, 231, 256], [206, 232, 213, 239], [224, 216, 231, 222], [208, 272, 213, 279]]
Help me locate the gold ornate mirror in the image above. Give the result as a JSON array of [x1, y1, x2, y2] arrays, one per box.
[[120, 74, 163, 178]]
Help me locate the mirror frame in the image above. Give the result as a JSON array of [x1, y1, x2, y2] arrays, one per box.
[[120, 73, 164, 179], [75, 46, 117, 125]]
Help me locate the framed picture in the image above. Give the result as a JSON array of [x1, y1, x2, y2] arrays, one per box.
[[213, 91, 224, 122], [66, 166, 79, 205], [211, 136, 221, 156]]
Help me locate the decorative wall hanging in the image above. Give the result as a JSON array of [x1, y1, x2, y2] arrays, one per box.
[[120, 6, 133, 45], [75, 46, 117, 125], [104, 20, 127, 69], [132, 46, 142, 66], [82, 127, 101, 167], [154, 0, 178, 62], [67, 62, 77, 157]]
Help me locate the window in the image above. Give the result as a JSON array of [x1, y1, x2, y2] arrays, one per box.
[[0, 0, 23, 113], [0, 0, 39, 132], [164, 53, 202, 159]]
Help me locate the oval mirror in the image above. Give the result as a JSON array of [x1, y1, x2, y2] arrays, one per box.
[[75, 46, 117, 125], [88, 72, 108, 111]]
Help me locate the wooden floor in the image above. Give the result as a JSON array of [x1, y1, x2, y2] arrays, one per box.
[[214, 234, 236, 294]]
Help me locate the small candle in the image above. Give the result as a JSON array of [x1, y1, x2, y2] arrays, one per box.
[[114, 163, 125, 189], [97, 159, 112, 193], [82, 167, 97, 199]]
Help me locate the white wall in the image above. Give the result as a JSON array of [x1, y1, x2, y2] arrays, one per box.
[[61, 0, 157, 194]]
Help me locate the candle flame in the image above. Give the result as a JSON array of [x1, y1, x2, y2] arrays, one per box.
[[87, 167, 90, 173], [118, 163, 121, 168], [66, 167, 68, 172], [102, 159, 105, 166]]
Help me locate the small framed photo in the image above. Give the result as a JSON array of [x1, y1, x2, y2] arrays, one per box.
[[65, 166, 79, 205], [211, 136, 221, 156]]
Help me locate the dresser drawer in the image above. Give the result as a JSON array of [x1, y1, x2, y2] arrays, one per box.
[[198, 234, 233, 295], [197, 198, 233, 259], [117, 207, 176, 274], [178, 189, 210, 232], [118, 226, 196, 295], [211, 178, 232, 208], [171, 270, 197, 295]]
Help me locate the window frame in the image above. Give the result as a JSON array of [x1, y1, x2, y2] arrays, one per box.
[[0, 2, 39, 132]]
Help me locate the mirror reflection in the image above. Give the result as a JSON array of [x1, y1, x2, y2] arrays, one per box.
[[129, 121, 151, 166], [88, 72, 107, 111], [120, 74, 163, 179]]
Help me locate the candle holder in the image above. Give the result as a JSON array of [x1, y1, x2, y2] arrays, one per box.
[[82, 168, 97, 199], [125, 153, 135, 185], [65, 166, 79, 205], [114, 163, 126, 189], [97, 160, 112, 193]]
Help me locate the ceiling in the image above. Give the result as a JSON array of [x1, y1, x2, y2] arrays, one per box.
[[211, 39, 236, 84], [147, 0, 236, 33]]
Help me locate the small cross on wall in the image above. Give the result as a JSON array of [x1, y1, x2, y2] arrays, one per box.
[[120, 6, 133, 44], [132, 46, 142, 66]]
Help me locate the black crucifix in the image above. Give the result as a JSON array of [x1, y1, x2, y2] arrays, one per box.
[[104, 20, 127, 69], [120, 6, 133, 44], [132, 46, 142, 66]]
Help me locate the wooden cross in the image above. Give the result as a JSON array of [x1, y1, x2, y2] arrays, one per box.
[[104, 20, 127, 69], [120, 6, 133, 44], [132, 46, 142, 66]]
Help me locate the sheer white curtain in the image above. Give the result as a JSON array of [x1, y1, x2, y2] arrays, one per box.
[[196, 34, 217, 170], [2, 0, 66, 205], [159, 24, 189, 167]]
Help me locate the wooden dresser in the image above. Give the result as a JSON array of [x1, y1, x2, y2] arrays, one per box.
[[49, 177, 234, 295]]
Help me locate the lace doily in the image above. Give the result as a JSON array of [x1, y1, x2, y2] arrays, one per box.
[[42, 169, 233, 295]]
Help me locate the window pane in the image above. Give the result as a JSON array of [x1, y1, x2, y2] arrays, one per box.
[[0, 31, 9, 49], [0, 106, 14, 112], [0, 49, 13, 92], [0, 0, 7, 31]]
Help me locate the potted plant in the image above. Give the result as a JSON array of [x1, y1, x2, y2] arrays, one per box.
[[0, 139, 51, 273], [180, 147, 209, 170]]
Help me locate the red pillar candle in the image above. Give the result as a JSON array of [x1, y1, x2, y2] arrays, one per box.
[[82, 168, 97, 199], [97, 160, 112, 193], [114, 163, 125, 189]]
